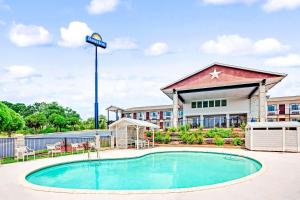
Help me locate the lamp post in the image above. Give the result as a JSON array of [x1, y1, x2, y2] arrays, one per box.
[[86, 33, 107, 129]]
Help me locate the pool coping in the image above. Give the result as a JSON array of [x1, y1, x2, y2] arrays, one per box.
[[20, 148, 267, 194]]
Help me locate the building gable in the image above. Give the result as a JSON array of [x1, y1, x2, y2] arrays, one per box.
[[161, 63, 285, 91]]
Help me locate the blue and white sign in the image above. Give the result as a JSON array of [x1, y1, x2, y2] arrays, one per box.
[[86, 33, 107, 49]]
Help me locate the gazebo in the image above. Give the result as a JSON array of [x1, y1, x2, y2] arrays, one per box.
[[109, 118, 159, 149]]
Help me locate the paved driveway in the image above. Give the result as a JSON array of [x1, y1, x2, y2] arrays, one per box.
[[0, 147, 300, 200]]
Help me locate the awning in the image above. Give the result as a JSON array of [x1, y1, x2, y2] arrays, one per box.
[[108, 118, 160, 129]]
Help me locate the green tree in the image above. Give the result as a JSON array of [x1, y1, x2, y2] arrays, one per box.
[[49, 113, 66, 132], [0, 102, 24, 136], [0, 102, 13, 132], [43, 102, 65, 118], [99, 114, 107, 129], [25, 112, 47, 133], [67, 116, 80, 130], [82, 115, 108, 130]]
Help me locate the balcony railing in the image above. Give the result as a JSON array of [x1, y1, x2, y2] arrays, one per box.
[[267, 109, 300, 116]]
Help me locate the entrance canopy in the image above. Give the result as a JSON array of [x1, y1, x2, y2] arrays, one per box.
[[177, 82, 259, 103], [109, 118, 159, 149]]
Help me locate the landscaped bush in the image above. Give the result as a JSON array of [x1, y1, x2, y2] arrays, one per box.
[[178, 124, 190, 132], [186, 133, 196, 144], [167, 126, 177, 133], [232, 137, 243, 146], [230, 131, 240, 138], [240, 122, 246, 132], [205, 128, 232, 138], [197, 135, 204, 144], [179, 131, 188, 143], [155, 131, 163, 143], [163, 133, 171, 144], [214, 136, 225, 146], [146, 131, 152, 137]]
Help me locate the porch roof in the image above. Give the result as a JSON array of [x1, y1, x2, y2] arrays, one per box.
[[108, 118, 160, 129]]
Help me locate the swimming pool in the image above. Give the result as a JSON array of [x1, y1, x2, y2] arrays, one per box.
[[26, 151, 262, 190]]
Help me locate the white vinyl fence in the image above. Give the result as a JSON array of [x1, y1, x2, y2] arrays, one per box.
[[245, 122, 300, 152]]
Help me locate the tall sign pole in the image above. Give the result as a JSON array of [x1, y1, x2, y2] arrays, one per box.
[[86, 33, 107, 130]]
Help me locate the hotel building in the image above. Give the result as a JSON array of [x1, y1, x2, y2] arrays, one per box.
[[107, 63, 300, 129]]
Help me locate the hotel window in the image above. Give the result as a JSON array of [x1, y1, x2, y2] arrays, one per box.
[[290, 104, 300, 115], [125, 113, 131, 118], [209, 100, 214, 107], [290, 104, 299, 111], [191, 102, 197, 108], [150, 112, 158, 120], [268, 105, 276, 112], [215, 100, 221, 107], [197, 101, 202, 108], [221, 99, 227, 107], [137, 112, 144, 120], [164, 111, 171, 119], [164, 121, 171, 128], [203, 101, 208, 108], [178, 110, 183, 118]]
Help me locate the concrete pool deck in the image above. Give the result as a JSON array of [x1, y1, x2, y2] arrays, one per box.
[[0, 147, 300, 200]]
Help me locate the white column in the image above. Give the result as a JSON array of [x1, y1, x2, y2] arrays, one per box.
[[226, 113, 230, 128], [297, 127, 300, 152], [136, 125, 139, 150], [259, 81, 267, 122], [173, 90, 178, 128], [200, 115, 204, 127], [152, 129, 155, 148]]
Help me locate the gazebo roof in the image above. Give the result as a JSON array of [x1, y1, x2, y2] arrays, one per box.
[[109, 118, 160, 129]]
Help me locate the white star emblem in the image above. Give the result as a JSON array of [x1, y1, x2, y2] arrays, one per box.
[[209, 68, 221, 79]]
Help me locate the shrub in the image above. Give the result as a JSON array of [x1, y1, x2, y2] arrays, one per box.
[[155, 131, 163, 143], [197, 135, 204, 144], [240, 122, 246, 132], [167, 127, 177, 133], [186, 134, 196, 144], [163, 133, 171, 144], [214, 136, 225, 146], [146, 131, 152, 137], [180, 131, 188, 143], [179, 124, 190, 132], [205, 128, 232, 138], [230, 131, 240, 138], [197, 125, 203, 132], [232, 137, 243, 146]]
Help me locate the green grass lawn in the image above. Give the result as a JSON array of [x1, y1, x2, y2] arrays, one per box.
[[0, 149, 97, 165]]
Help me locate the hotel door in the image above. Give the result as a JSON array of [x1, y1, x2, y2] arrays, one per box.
[[279, 104, 285, 115]]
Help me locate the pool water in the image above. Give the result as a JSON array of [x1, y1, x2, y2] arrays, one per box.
[[26, 151, 262, 190]]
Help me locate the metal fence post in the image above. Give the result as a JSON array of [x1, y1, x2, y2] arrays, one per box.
[[64, 137, 67, 153]]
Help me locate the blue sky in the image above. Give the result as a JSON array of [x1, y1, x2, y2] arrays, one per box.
[[1, 0, 300, 119]]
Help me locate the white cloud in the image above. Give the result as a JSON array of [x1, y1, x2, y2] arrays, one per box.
[[253, 38, 289, 54], [5, 65, 35, 79], [264, 53, 300, 67], [9, 23, 51, 47], [87, 0, 119, 14], [263, 0, 300, 12], [58, 21, 93, 48], [201, 34, 288, 55], [144, 42, 169, 56], [202, 0, 257, 5]]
